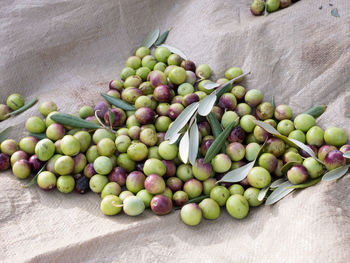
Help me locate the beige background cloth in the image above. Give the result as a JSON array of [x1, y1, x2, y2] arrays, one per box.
[[1, 0, 350, 262]]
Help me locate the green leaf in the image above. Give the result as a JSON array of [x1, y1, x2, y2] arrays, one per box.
[[0, 126, 13, 144], [203, 81, 220, 90], [217, 161, 255, 183], [21, 162, 47, 188], [207, 112, 225, 152], [281, 161, 298, 174], [286, 177, 322, 189], [204, 120, 236, 163], [270, 178, 287, 189], [159, 44, 187, 60], [108, 108, 115, 128], [331, 8, 340, 17], [179, 130, 190, 164], [154, 30, 170, 46], [165, 102, 199, 142], [51, 113, 102, 129], [258, 185, 270, 201], [271, 96, 276, 108], [322, 165, 350, 181], [303, 105, 327, 119], [343, 151, 350, 159], [288, 138, 322, 163], [141, 28, 160, 48], [8, 97, 38, 116], [29, 133, 47, 140], [101, 93, 136, 111], [265, 181, 295, 205], [198, 93, 217, 116], [186, 195, 209, 204], [189, 121, 199, 165]]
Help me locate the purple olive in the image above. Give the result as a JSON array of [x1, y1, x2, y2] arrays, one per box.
[[173, 190, 189, 206], [168, 103, 184, 120], [181, 60, 196, 72], [94, 101, 109, 119], [150, 195, 173, 215], [108, 167, 127, 186], [144, 174, 166, 194], [0, 153, 10, 171], [148, 70, 167, 87], [340, 144, 350, 154], [153, 85, 172, 102], [84, 163, 96, 178], [171, 95, 183, 104], [287, 164, 309, 184], [218, 93, 237, 110], [318, 145, 337, 162], [166, 177, 183, 192], [200, 139, 213, 156], [299, 145, 318, 158], [104, 108, 126, 127], [228, 126, 246, 143], [10, 150, 28, 166], [126, 171, 146, 193], [183, 93, 200, 107], [211, 106, 224, 121], [135, 107, 156, 125], [75, 176, 90, 194], [162, 160, 177, 178], [324, 150, 346, 171], [28, 155, 43, 172], [192, 158, 213, 181]]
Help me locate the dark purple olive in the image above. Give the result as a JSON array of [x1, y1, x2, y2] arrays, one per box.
[[324, 150, 346, 171], [28, 155, 43, 172], [148, 70, 167, 87], [200, 139, 213, 157], [287, 164, 309, 184], [299, 145, 318, 158], [135, 107, 156, 125], [150, 195, 173, 215], [136, 162, 145, 172], [75, 176, 90, 194], [94, 101, 109, 119], [84, 163, 96, 178], [104, 108, 126, 127], [171, 96, 183, 104], [153, 85, 172, 102], [166, 177, 183, 192], [162, 160, 176, 178], [168, 103, 184, 120], [212, 106, 224, 121], [180, 60, 196, 72], [228, 126, 246, 143], [108, 167, 127, 186], [318, 145, 337, 162], [183, 93, 200, 107], [218, 93, 237, 110], [0, 153, 10, 171]]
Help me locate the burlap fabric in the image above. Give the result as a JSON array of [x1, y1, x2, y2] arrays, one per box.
[[1, 0, 349, 262]]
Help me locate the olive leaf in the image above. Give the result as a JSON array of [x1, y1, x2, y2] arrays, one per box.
[[141, 28, 160, 48], [286, 177, 322, 189], [303, 105, 327, 119], [331, 8, 340, 17], [169, 132, 182, 144], [189, 121, 199, 165], [343, 151, 350, 159], [218, 140, 266, 183], [207, 112, 225, 152], [51, 113, 102, 129], [198, 93, 217, 116], [179, 130, 190, 164], [21, 162, 47, 188], [271, 96, 276, 108], [0, 126, 13, 144], [159, 44, 187, 60], [101, 93, 136, 111], [258, 185, 270, 201], [165, 102, 199, 143], [154, 30, 170, 46], [270, 178, 287, 189], [108, 108, 115, 128], [265, 181, 295, 205], [288, 138, 322, 163], [7, 97, 38, 116], [203, 81, 220, 90], [186, 195, 209, 204], [281, 161, 298, 174], [322, 165, 350, 181], [29, 133, 47, 140], [204, 120, 236, 164]]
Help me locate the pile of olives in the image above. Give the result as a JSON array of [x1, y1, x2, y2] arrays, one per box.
[[250, 0, 300, 15], [0, 44, 348, 226]]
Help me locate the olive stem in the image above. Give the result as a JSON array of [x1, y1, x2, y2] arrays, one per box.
[[94, 110, 118, 134], [111, 202, 123, 208]]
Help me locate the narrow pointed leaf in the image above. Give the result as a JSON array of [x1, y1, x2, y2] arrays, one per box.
[[271, 96, 276, 108], [8, 97, 38, 116], [270, 178, 287, 189], [29, 133, 47, 140], [159, 44, 187, 60], [216, 72, 251, 100], [207, 112, 222, 138], [281, 161, 298, 174], [286, 177, 322, 189], [343, 151, 350, 159], [218, 161, 255, 183], [108, 109, 115, 127], [258, 186, 270, 201], [51, 113, 102, 129], [265, 181, 295, 205], [198, 93, 217, 116], [21, 162, 47, 188], [203, 81, 220, 90], [204, 120, 236, 163], [288, 138, 321, 162], [154, 30, 170, 46], [303, 105, 327, 119], [186, 195, 209, 204], [189, 121, 199, 165], [179, 131, 190, 164], [322, 165, 350, 181], [165, 102, 199, 142], [141, 28, 160, 48], [101, 93, 135, 111], [0, 127, 13, 143]]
